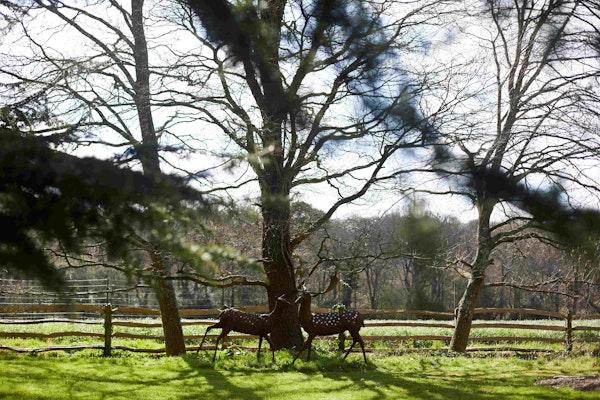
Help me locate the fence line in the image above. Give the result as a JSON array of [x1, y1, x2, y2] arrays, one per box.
[[0, 277, 220, 310], [1, 304, 598, 355]]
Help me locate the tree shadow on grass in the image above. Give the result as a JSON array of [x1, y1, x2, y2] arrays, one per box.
[[0, 354, 263, 400], [306, 363, 596, 400], [267, 353, 596, 400], [308, 369, 534, 400], [178, 354, 265, 400], [1, 353, 596, 400]]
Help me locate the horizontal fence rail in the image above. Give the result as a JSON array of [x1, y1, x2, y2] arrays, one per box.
[[1, 304, 599, 355]]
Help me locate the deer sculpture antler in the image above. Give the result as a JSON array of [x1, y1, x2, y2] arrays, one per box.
[[197, 294, 290, 362], [292, 276, 367, 364]]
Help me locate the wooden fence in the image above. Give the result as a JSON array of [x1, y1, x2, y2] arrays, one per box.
[[0, 304, 599, 355]]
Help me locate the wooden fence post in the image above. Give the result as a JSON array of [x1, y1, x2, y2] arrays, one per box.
[[103, 304, 113, 356], [565, 309, 573, 352]]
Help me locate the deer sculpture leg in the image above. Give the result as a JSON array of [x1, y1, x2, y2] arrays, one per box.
[[197, 322, 220, 354], [294, 288, 368, 365], [255, 334, 276, 361], [199, 324, 266, 362], [292, 334, 315, 364], [265, 334, 276, 362], [212, 328, 232, 362], [198, 297, 288, 362], [199, 323, 269, 361], [344, 329, 367, 363], [257, 335, 263, 360]]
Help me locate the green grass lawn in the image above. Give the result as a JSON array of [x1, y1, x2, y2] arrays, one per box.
[[0, 351, 598, 399], [1, 319, 599, 399]]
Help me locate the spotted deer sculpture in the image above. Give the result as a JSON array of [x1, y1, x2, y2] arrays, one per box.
[[292, 291, 367, 364], [198, 294, 289, 362]]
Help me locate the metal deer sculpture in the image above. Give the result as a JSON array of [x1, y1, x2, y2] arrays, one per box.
[[198, 294, 289, 362], [292, 277, 367, 364]]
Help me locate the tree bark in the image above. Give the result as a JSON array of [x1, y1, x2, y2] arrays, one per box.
[[152, 253, 186, 355], [156, 279, 186, 355], [254, 1, 303, 348], [449, 266, 485, 352], [255, 112, 304, 349], [132, 0, 186, 356], [260, 173, 303, 349], [450, 195, 495, 352]]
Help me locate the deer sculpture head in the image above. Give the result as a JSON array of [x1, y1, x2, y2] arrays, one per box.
[[292, 277, 367, 364], [198, 294, 289, 362]]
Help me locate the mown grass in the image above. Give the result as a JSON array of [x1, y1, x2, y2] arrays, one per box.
[[2, 319, 600, 398], [0, 350, 599, 399]]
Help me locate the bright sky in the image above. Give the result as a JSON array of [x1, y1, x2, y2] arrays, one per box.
[[1, 0, 598, 225]]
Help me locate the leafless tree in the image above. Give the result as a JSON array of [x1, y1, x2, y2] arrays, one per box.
[[178, 0, 451, 348], [401, 0, 600, 351], [0, 0, 201, 355]]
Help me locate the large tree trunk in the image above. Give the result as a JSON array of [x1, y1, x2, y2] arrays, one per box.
[[255, 1, 303, 347], [450, 197, 495, 352], [132, 0, 186, 356], [148, 251, 186, 355], [156, 281, 186, 355], [265, 265, 303, 350], [261, 180, 304, 349], [152, 254, 186, 355], [449, 266, 486, 352], [256, 124, 304, 349]]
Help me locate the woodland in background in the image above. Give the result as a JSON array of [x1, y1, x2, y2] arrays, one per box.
[[3, 200, 598, 317], [181, 200, 600, 316]]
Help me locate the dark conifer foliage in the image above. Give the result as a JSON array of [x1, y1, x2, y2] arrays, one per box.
[[468, 165, 600, 255], [0, 127, 204, 289]]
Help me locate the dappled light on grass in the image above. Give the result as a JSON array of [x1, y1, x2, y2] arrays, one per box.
[[0, 352, 599, 399]]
